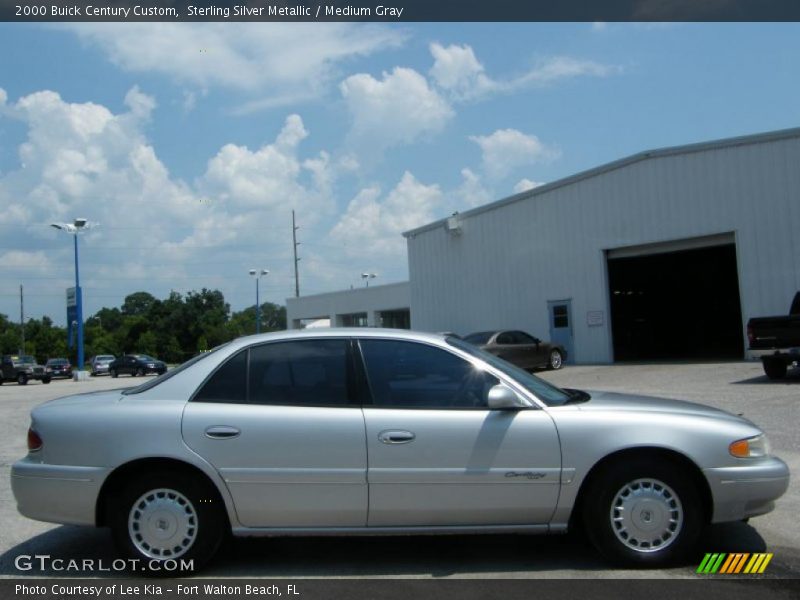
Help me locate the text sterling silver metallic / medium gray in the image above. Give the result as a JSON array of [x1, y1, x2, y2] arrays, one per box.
[[11, 329, 789, 572]]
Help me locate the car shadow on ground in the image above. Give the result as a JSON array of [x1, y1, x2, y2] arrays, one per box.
[[0, 521, 769, 578], [731, 371, 800, 385]]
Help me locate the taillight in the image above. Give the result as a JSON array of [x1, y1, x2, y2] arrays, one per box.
[[27, 428, 42, 452]]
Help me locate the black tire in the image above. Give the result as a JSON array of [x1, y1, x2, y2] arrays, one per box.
[[42, 377, 51, 384], [111, 369, 118, 378], [17, 373, 28, 385], [582, 458, 703, 567], [109, 470, 226, 576], [546, 349, 563, 370], [763, 359, 787, 380]]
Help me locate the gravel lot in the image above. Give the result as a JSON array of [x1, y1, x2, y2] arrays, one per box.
[[0, 362, 797, 579]]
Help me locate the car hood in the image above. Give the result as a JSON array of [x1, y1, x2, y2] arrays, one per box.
[[34, 389, 126, 411], [575, 390, 752, 425]]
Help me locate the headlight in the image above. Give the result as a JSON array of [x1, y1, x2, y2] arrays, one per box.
[[729, 434, 771, 458]]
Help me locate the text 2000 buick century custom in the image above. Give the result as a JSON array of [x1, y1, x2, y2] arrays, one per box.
[[12, 330, 789, 572]]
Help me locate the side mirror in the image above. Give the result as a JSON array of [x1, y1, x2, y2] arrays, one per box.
[[487, 384, 526, 410]]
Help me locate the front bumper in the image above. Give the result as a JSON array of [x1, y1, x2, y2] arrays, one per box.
[[704, 456, 790, 523], [11, 458, 110, 526]]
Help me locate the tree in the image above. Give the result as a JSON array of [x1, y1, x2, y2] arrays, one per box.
[[122, 292, 157, 317]]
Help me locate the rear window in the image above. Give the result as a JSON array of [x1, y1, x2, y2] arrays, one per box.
[[463, 332, 494, 345]]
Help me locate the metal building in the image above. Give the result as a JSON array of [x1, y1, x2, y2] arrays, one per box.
[[287, 282, 411, 330], [404, 128, 800, 364]]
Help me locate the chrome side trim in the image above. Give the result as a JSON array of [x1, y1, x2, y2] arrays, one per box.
[[233, 524, 551, 537]]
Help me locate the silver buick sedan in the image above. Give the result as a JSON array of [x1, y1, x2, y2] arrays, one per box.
[[12, 329, 789, 572]]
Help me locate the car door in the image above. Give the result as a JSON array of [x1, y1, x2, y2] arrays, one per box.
[[359, 338, 562, 527], [124, 355, 136, 374], [511, 331, 544, 368], [181, 339, 368, 528]]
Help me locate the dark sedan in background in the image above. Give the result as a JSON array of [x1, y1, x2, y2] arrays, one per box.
[[109, 354, 167, 377], [464, 330, 566, 370], [44, 358, 72, 379]]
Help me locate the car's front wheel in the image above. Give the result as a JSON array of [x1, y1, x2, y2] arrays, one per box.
[[582, 458, 702, 566], [17, 373, 28, 385], [110, 471, 226, 575], [42, 377, 51, 384], [111, 368, 118, 378]]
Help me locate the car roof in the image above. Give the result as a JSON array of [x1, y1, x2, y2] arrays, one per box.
[[224, 328, 449, 352]]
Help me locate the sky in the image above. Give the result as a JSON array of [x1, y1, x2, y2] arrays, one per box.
[[1, 22, 800, 326]]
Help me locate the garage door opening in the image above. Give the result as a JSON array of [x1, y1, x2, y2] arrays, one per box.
[[608, 241, 744, 361]]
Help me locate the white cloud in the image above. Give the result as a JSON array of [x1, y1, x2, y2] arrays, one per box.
[[456, 168, 493, 208], [515, 56, 620, 87], [61, 23, 405, 110], [428, 43, 620, 101], [124, 86, 156, 119], [470, 129, 559, 179], [0, 88, 347, 312], [340, 67, 454, 152], [198, 114, 335, 223], [429, 43, 494, 100], [514, 178, 545, 193], [329, 171, 442, 258]]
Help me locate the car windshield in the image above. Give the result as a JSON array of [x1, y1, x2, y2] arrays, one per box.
[[13, 355, 36, 366], [134, 355, 155, 361], [96, 355, 114, 362], [463, 331, 494, 345], [446, 336, 573, 406], [122, 344, 228, 395], [48, 359, 68, 365]]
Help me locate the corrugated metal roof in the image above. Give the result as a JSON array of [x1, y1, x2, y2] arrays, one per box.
[[403, 126, 800, 238]]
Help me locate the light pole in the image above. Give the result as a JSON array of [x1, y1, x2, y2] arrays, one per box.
[[51, 218, 96, 377], [361, 273, 377, 287], [249, 269, 269, 334]]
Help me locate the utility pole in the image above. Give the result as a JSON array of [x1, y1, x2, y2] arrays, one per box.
[[292, 210, 301, 297], [19, 284, 24, 355]]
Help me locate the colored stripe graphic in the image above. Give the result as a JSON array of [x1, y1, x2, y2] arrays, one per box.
[[697, 553, 773, 574], [744, 553, 773, 574]]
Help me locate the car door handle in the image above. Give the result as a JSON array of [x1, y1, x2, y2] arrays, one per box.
[[378, 430, 416, 444], [204, 426, 241, 440]]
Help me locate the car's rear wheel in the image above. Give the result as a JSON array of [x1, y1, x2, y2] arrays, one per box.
[[763, 358, 787, 380], [547, 349, 563, 370], [136, 367, 146, 377], [17, 373, 28, 385], [110, 471, 226, 575], [582, 458, 702, 566], [42, 377, 51, 384]]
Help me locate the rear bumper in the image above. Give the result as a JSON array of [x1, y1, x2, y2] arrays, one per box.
[[11, 458, 109, 526], [748, 348, 800, 361], [704, 457, 790, 523]]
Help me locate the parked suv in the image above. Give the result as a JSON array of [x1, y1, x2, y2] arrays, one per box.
[[0, 355, 51, 385], [109, 354, 167, 377], [90, 355, 116, 376], [45, 358, 72, 379]]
